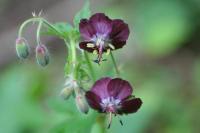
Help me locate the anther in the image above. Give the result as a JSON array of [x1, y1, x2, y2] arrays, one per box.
[[86, 43, 95, 48], [108, 43, 115, 50]]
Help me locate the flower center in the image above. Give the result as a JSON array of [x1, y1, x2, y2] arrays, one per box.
[[96, 37, 105, 47], [100, 97, 121, 113], [89, 35, 115, 64]]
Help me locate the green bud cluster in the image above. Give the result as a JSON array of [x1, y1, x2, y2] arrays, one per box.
[[16, 17, 51, 67], [60, 76, 89, 114]]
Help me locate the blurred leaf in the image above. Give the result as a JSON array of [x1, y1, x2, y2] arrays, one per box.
[[50, 111, 97, 133], [192, 59, 200, 91], [44, 22, 79, 41], [0, 65, 46, 133], [133, 0, 192, 57], [73, 0, 91, 30]]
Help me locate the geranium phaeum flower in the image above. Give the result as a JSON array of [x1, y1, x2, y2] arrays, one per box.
[[85, 77, 142, 128], [79, 13, 130, 64]]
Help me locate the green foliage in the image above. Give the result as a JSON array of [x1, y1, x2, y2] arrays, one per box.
[[0, 63, 99, 133], [73, 0, 91, 30], [44, 0, 91, 41], [193, 59, 200, 91], [44, 22, 79, 41], [48, 97, 97, 133], [0, 65, 47, 133], [133, 0, 192, 57]]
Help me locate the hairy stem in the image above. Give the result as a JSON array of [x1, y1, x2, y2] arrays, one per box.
[[18, 18, 39, 37], [41, 18, 62, 35], [18, 17, 61, 38], [110, 52, 120, 76], [36, 21, 43, 45], [84, 51, 96, 82]]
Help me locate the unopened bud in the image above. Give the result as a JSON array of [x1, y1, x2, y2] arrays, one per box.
[[15, 37, 29, 59], [75, 89, 89, 114], [36, 44, 49, 67], [60, 87, 74, 100]]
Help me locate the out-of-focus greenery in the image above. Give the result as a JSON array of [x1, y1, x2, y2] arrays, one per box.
[[0, 0, 200, 132]]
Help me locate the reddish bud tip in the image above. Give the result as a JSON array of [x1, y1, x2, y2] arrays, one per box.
[[15, 37, 29, 59], [36, 44, 49, 67]]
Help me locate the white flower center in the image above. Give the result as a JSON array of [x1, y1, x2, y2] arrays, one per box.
[[100, 97, 121, 112]]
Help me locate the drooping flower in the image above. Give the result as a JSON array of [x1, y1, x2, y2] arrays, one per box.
[[85, 77, 142, 128], [35, 44, 49, 67], [16, 37, 29, 59], [79, 13, 130, 64]]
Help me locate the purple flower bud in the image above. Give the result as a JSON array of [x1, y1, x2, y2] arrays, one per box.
[[75, 89, 89, 114], [35, 45, 49, 67], [15, 37, 29, 59]]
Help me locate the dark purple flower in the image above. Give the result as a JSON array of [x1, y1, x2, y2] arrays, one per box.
[[85, 77, 142, 128], [79, 13, 130, 63]]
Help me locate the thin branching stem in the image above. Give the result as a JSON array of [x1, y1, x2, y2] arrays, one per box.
[[110, 51, 120, 76], [18, 18, 39, 37], [36, 20, 43, 45], [18, 17, 61, 38], [84, 51, 96, 82]]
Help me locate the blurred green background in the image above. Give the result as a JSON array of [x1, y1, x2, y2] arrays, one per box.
[[0, 0, 200, 133]]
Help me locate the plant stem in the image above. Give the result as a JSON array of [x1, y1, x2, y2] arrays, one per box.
[[84, 51, 96, 82], [96, 115, 106, 133], [70, 41, 76, 65], [41, 18, 61, 35], [18, 17, 61, 38], [36, 20, 43, 45], [110, 52, 120, 76], [18, 18, 39, 37]]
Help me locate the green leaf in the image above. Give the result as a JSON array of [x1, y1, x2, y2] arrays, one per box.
[[73, 0, 91, 30], [43, 22, 76, 39], [50, 112, 97, 133]]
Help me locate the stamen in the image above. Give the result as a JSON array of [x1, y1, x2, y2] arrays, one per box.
[[106, 49, 110, 55], [113, 113, 123, 126], [93, 50, 98, 55], [86, 43, 95, 48], [108, 43, 115, 50], [107, 112, 113, 129], [119, 119, 123, 126], [96, 44, 103, 64], [117, 116, 123, 126]]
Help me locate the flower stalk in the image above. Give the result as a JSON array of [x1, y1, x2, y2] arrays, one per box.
[[36, 20, 43, 45], [110, 52, 120, 76], [18, 17, 61, 38], [84, 51, 96, 81]]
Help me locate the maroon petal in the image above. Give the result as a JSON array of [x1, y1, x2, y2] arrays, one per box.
[[79, 41, 97, 53], [79, 19, 96, 40], [119, 98, 142, 114], [111, 40, 126, 50], [107, 78, 133, 100], [110, 19, 130, 42], [90, 77, 112, 99], [89, 13, 112, 36], [85, 91, 102, 112]]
